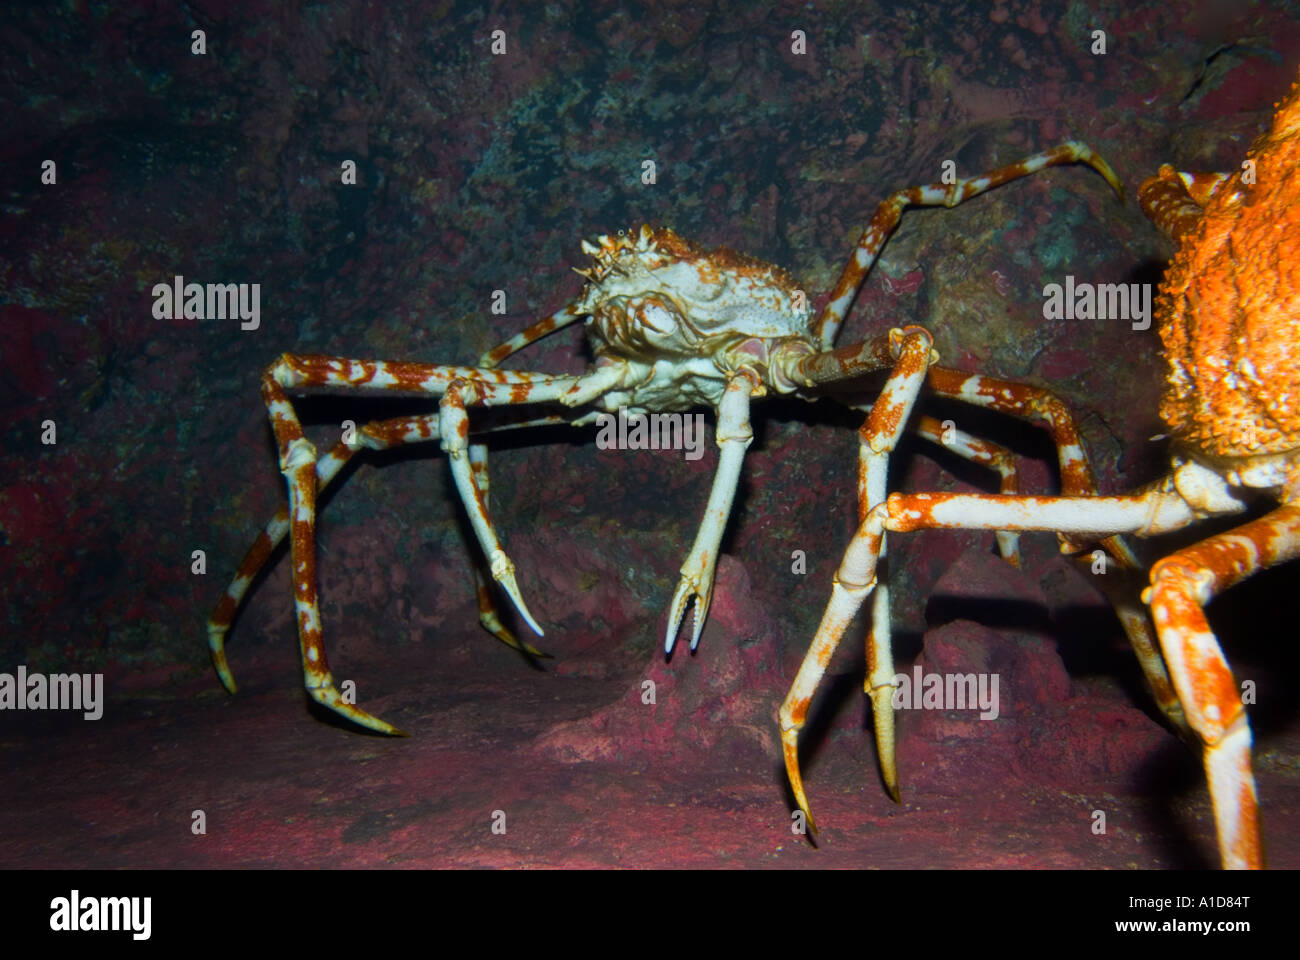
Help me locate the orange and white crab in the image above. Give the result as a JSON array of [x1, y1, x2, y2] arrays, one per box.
[[780, 74, 1300, 870], [207, 142, 1133, 814]]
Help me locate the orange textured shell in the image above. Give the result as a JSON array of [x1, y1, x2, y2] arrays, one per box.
[[1156, 73, 1300, 458]]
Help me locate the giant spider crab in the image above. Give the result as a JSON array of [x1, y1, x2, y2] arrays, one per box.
[[207, 141, 1136, 821], [781, 75, 1300, 870]]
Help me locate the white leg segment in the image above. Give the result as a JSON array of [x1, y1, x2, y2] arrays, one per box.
[[665, 369, 761, 653]]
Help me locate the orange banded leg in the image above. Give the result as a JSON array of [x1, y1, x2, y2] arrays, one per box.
[[206, 412, 566, 692], [209, 413, 430, 694], [850, 328, 936, 803], [856, 408, 1024, 801], [857, 364, 1127, 796], [258, 375, 403, 733], [923, 366, 1102, 498], [1138, 164, 1231, 245], [1144, 504, 1300, 869], [777, 326, 935, 831], [262, 351, 623, 408], [478, 304, 584, 367], [920, 366, 1192, 731], [781, 486, 1202, 835], [217, 353, 623, 732], [810, 142, 1123, 348], [910, 412, 1023, 564]]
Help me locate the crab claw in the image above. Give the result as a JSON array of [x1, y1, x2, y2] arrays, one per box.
[[664, 554, 717, 654], [663, 370, 757, 655]]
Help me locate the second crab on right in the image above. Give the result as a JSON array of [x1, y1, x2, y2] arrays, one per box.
[[781, 69, 1300, 870]]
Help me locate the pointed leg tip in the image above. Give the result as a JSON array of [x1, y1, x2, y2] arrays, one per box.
[[309, 686, 405, 736], [664, 601, 689, 655], [209, 649, 238, 694], [493, 565, 544, 636], [482, 619, 551, 658], [509, 595, 544, 637], [361, 715, 407, 737]]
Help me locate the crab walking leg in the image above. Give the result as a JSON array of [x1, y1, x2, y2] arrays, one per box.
[[778, 328, 935, 829], [665, 368, 762, 653], [465, 307, 588, 652], [262, 352, 627, 408], [923, 367, 1101, 498], [425, 363, 632, 630], [920, 365, 1192, 733], [790, 357, 1110, 568], [912, 413, 1023, 563], [854, 328, 936, 802], [478, 304, 585, 367], [440, 381, 546, 636], [861, 412, 1027, 800], [781, 487, 1200, 830], [255, 376, 407, 733], [1144, 505, 1300, 869], [206, 413, 568, 692], [810, 141, 1123, 349], [466, 442, 550, 657], [1138, 164, 1232, 244], [209, 413, 433, 693], [1074, 529, 1192, 739]]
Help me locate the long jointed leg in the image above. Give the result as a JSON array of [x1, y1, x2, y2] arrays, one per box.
[[924, 366, 1102, 497], [865, 413, 1028, 800], [207, 412, 565, 691], [856, 364, 1115, 797], [440, 381, 543, 636], [842, 410, 1026, 801], [778, 327, 936, 830], [851, 328, 936, 803], [921, 367, 1192, 734], [835, 397, 1026, 799], [216, 351, 613, 732], [911, 413, 1023, 563], [810, 142, 1123, 349], [258, 374, 404, 733], [665, 368, 761, 653], [1144, 504, 1300, 869], [780, 484, 1280, 868], [467, 442, 550, 658], [467, 309, 589, 652], [209, 413, 437, 695], [478, 304, 584, 367]]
